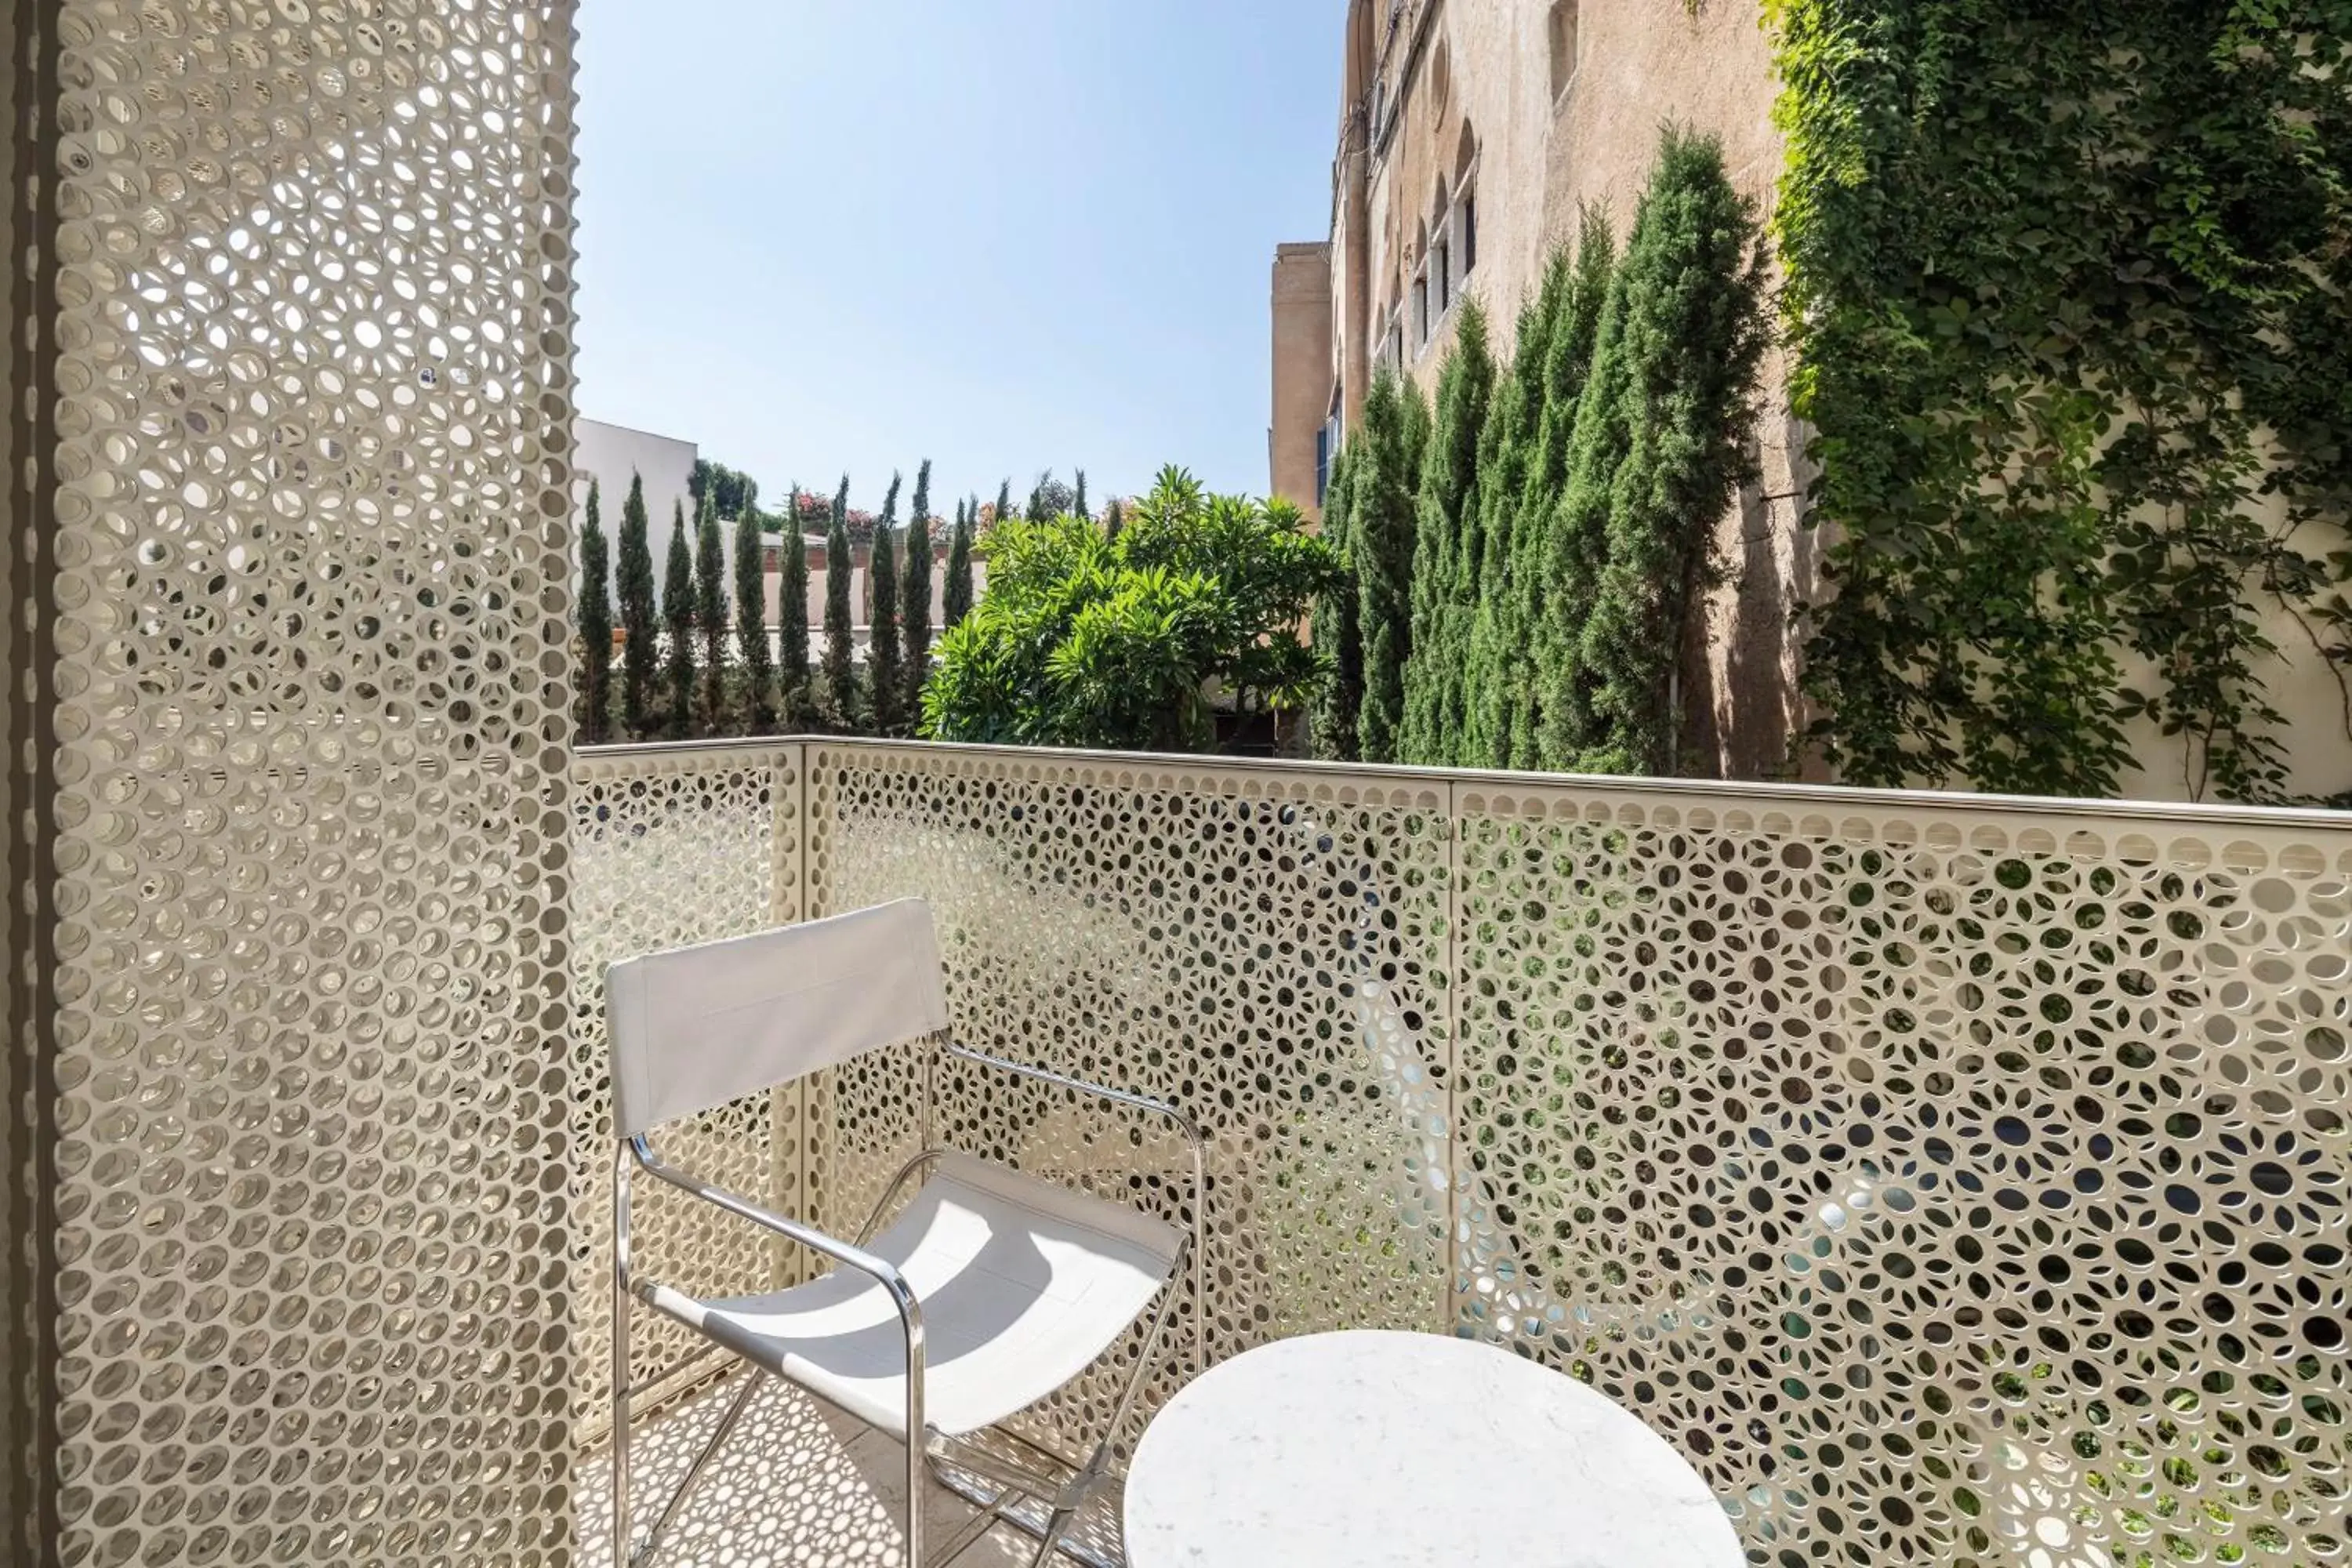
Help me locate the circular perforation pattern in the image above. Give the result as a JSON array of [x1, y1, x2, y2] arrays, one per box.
[[574, 745, 2352, 1566], [804, 745, 1454, 1454], [1454, 788, 2352, 1566], [569, 746, 807, 1436], [45, 3, 580, 1563]]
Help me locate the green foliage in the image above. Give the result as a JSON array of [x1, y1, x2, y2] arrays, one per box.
[[1534, 132, 1764, 775], [577, 477, 612, 744], [1460, 262, 1568, 770], [1506, 212, 1613, 768], [1308, 447, 1361, 760], [903, 459, 935, 723], [869, 473, 906, 735], [694, 488, 728, 728], [1400, 299, 1496, 767], [663, 500, 695, 739], [690, 457, 758, 520], [734, 491, 774, 734], [617, 472, 658, 738], [993, 480, 1014, 533], [925, 466, 1341, 753], [1103, 498, 1125, 540], [1351, 369, 1432, 764], [822, 476, 858, 729], [777, 487, 811, 728], [944, 499, 976, 631], [1773, 0, 2352, 801], [1572, 130, 1767, 775]]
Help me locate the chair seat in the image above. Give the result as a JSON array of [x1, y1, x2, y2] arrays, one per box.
[[641, 1150, 1182, 1439]]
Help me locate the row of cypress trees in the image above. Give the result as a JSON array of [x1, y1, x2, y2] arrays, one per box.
[[574, 463, 982, 743], [1313, 128, 1767, 777]]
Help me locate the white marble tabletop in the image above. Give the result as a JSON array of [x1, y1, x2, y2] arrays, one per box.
[[1123, 1330, 1743, 1568]]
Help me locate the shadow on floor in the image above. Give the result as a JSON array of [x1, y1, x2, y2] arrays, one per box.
[[577, 1374, 1120, 1567]]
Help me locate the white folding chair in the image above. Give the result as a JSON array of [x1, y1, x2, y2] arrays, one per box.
[[608, 898, 1205, 1567]]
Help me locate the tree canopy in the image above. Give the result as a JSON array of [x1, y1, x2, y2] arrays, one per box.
[[924, 466, 1340, 752]]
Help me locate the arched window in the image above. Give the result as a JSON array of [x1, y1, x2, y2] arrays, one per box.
[[1412, 219, 1432, 347], [1548, 1, 1580, 100], [1454, 123, 1479, 284], [1430, 180, 1452, 318]]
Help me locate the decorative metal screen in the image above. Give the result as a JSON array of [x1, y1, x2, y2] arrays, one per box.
[[575, 739, 2352, 1567], [1450, 783, 2352, 1566], [804, 742, 1454, 1447], [568, 742, 806, 1432], [39, 4, 582, 1564]]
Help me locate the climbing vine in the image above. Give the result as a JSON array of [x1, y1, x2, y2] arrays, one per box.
[[1773, 0, 2352, 802]]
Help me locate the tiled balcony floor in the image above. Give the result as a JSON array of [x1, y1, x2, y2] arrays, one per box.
[[577, 1373, 1124, 1567]]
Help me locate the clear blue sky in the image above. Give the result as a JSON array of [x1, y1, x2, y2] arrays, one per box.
[[574, 1, 1341, 517]]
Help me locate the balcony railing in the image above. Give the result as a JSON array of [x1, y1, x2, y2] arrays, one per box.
[[575, 736, 2352, 1566]]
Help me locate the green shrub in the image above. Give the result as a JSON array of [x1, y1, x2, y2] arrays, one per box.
[[924, 466, 1341, 753]]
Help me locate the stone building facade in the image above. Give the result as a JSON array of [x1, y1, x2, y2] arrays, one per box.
[[1271, 0, 1811, 781], [1269, 241, 1336, 522]]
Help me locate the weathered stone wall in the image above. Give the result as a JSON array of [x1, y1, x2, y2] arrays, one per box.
[[1301, 0, 1810, 780]]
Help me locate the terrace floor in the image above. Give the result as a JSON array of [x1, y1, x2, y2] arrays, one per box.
[[577, 1373, 1127, 1568]]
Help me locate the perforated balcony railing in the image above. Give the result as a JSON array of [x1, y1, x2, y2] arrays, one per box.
[[573, 737, 2352, 1568]]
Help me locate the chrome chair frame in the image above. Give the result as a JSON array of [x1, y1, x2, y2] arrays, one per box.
[[612, 1035, 1208, 1568]]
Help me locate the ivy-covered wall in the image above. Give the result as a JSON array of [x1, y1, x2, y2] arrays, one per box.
[[1773, 0, 2352, 804]]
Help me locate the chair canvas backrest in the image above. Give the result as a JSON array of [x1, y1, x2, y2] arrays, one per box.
[[606, 898, 949, 1138]]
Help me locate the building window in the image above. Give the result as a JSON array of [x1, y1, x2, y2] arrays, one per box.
[[1460, 191, 1477, 279], [1413, 272, 1429, 347], [1315, 424, 1332, 506], [1549, 1, 1580, 100], [1435, 238, 1451, 314]]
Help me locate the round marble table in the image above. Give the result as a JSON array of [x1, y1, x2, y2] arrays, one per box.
[[1123, 1330, 1742, 1568]]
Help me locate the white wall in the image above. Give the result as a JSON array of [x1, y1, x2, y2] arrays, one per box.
[[575, 416, 698, 603]]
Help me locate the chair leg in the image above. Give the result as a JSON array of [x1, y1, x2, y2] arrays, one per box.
[[612, 1265, 631, 1568], [1012, 1240, 1196, 1568], [1024, 1503, 1081, 1568], [632, 1370, 764, 1566], [905, 1428, 927, 1568]]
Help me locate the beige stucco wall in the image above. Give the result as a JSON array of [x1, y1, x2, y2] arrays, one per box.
[[575, 416, 698, 604], [1269, 242, 1335, 519]]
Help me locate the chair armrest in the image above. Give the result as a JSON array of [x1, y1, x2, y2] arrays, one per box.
[[628, 1138, 921, 1320], [945, 1042, 1207, 1148]]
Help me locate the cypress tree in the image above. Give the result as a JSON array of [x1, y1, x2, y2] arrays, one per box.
[[1510, 210, 1617, 768], [777, 486, 811, 728], [695, 487, 728, 728], [1072, 469, 1088, 525], [1354, 369, 1432, 764], [577, 477, 612, 744], [943, 499, 976, 630], [617, 472, 658, 738], [869, 472, 905, 735], [735, 490, 775, 733], [1398, 299, 1495, 768], [1461, 261, 1570, 770], [1026, 472, 1051, 524], [902, 459, 935, 722], [1572, 129, 1767, 775], [993, 480, 1013, 533], [1103, 498, 1124, 539], [821, 476, 858, 729], [1308, 446, 1361, 760], [664, 500, 695, 738]]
